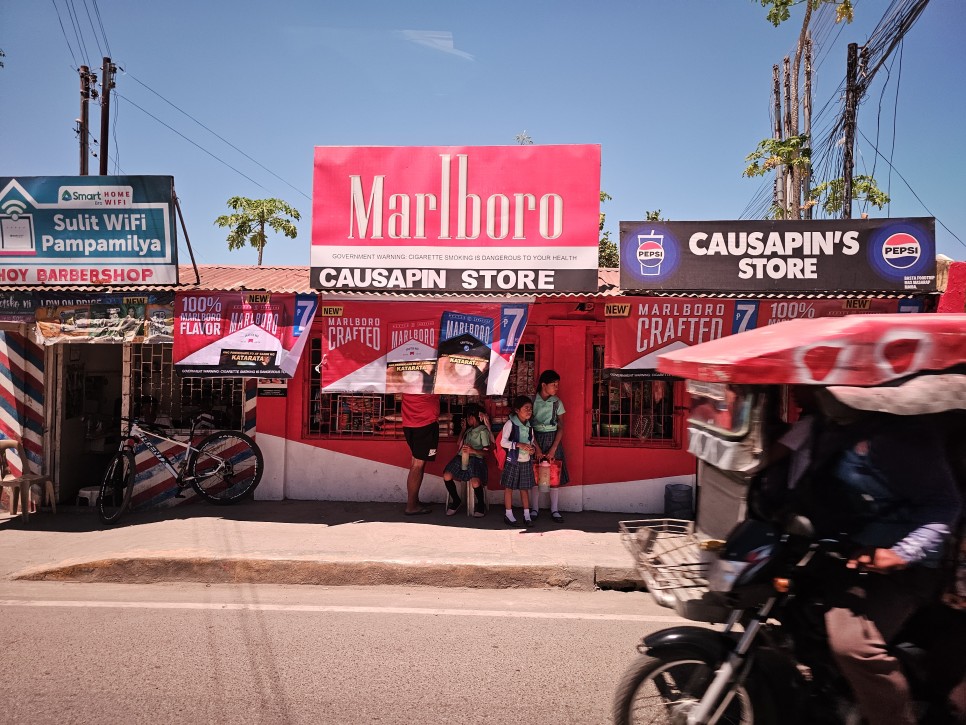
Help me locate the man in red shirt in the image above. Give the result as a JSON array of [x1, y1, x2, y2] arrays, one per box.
[[402, 393, 440, 515]]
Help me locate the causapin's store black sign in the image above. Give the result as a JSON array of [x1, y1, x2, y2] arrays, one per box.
[[619, 218, 936, 293]]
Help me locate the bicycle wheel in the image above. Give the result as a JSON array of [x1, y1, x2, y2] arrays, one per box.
[[189, 431, 263, 504], [98, 450, 135, 525]]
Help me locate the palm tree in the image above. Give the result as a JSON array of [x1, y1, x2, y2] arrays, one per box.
[[214, 197, 300, 266]]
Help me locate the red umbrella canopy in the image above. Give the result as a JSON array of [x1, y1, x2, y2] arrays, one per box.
[[657, 314, 966, 386]]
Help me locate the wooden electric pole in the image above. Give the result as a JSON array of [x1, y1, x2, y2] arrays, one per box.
[[79, 65, 92, 175], [842, 42, 859, 219], [803, 36, 813, 219], [772, 64, 784, 213], [99, 57, 115, 175]]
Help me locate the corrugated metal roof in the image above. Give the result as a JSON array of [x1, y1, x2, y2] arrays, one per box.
[[0, 264, 931, 300]]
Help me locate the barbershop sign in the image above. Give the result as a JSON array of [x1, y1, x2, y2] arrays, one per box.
[[0, 176, 178, 285], [619, 218, 936, 293], [311, 145, 601, 293]]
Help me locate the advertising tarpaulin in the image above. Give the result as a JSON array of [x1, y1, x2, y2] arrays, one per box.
[[311, 145, 601, 294], [32, 292, 175, 344], [174, 292, 318, 378], [317, 301, 529, 395], [0, 176, 179, 285], [604, 296, 921, 376], [619, 219, 936, 293]]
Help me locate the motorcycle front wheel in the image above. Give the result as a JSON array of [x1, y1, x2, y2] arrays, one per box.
[[613, 648, 766, 725]]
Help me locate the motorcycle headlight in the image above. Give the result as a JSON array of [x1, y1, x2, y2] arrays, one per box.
[[707, 558, 750, 592]]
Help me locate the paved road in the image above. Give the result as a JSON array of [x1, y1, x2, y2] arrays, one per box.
[[0, 581, 692, 724]]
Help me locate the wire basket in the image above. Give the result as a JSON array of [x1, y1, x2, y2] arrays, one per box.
[[618, 518, 709, 592]]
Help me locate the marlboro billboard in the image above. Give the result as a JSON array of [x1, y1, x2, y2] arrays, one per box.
[[311, 145, 601, 294], [619, 219, 936, 293]]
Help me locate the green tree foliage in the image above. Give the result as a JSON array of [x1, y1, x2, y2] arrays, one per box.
[[214, 197, 300, 266], [761, 0, 853, 27], [598, 192, 619, 268], [807, 175, 889, 215]]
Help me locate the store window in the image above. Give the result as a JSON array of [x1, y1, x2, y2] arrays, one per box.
[[304, 337, 537, 439], [590, 342, 677, 445], [130, 343, 245, 430]]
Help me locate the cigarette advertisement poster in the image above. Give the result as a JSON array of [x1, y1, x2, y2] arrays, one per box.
[[385, 319, 438, 394], [311, 145, 600, 294], [317, 301, 529, 395], [30, 292, 174, 344], [0, 176, 178, 286], [173, 292, 319, 378], [619, 219, 936, 293], [604, 296, 922, 376]]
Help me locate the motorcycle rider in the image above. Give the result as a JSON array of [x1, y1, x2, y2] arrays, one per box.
[[808, 411, 962, 724]]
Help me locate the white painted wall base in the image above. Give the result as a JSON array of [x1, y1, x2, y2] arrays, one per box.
[[255, 433, 696, 514]]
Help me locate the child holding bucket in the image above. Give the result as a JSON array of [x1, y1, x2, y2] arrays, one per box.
[[531, 369, 569, 523], [442, 403, 491, 517], [499, 395, 537, 528]]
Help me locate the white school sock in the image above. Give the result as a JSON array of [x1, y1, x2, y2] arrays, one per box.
[[550, 488, 560, 513], [505, 509, 516, 522], [523, 509, 532, 522]]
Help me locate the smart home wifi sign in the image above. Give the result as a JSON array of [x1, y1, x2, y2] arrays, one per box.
[[310, 145, 601, 294]]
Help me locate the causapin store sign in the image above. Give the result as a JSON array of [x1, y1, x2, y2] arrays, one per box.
[[688, 230, 860, 280], [311, 145, 601, 293]]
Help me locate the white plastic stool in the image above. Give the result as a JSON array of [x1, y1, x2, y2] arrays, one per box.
[[77, 486, 100, 507]]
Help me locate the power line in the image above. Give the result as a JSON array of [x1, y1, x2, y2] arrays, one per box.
[[122, 70, 311, 201], [857, 127, 964, 249], [64, 0, 91, 69], [114, 91, 268, 191], [81, 0, 103, 60], [90, 0, 112, 57], [51, 0, 79, 68]]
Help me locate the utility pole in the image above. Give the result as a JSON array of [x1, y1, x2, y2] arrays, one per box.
[[803, 35, 813, 220], [842, 42, 859, 219], [782, 57, 793, 218], [99, 57, 116, 175], [772, 64, 784, 214], [79, 66, 92, 175]]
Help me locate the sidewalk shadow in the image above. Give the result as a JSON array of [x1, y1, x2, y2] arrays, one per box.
[[0, 499, 659, 535]]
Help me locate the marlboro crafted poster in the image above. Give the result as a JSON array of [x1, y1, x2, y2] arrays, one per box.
[[603, 295, 921, 376], [386, 319, 438, 394], [174, 292, 318, 378], [317, 301, 528, 395]]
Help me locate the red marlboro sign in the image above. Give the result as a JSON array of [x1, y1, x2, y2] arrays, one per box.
[[311, 145, 601, 294]]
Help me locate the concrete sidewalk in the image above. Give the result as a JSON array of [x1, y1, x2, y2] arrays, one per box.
[[0, 500, 651, 591]]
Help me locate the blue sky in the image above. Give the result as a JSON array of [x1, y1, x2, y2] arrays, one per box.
[[2, 0, 964, 267]]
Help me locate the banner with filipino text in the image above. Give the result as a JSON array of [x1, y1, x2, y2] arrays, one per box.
[[311, 145, 600, 293], [173, 292, 318, 378], [619, 219, 936, 293], [316, 301, 529, 395], [23, 292, 174, 344], [604, 296, 921, 376], [0, 176, 178, 286]]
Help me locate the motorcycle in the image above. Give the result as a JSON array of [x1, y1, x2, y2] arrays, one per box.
[[613, 314, 966, 725]]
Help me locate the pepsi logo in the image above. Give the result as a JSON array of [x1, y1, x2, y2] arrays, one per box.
[[637, 240, 664, 266], [882, 232, 921, 270]]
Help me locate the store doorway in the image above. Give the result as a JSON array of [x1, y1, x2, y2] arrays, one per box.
[[50, 344, 124, 503]]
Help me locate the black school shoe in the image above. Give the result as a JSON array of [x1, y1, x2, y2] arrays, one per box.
[[551, 511, 564, 523], [504, 515, 518, 527], [524, 518, 534, 528]]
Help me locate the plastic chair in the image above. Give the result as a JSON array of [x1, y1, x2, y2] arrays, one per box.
[[0, 439, 56, 524]]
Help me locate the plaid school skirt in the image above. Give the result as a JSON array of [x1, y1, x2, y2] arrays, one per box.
[[443, 454, 488, 484], [501, 458, 535, 490], [534, 430, 570, 486]]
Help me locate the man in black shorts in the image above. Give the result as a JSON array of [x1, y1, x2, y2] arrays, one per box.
[[402, 393, 440, 515]]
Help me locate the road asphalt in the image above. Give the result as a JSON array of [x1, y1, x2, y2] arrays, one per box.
[[0, 499, 655, 591]]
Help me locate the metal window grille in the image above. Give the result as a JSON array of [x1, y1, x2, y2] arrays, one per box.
[[304, 337, 537, 439], [128, 343, 244, 430], [590, 343, 677, 445]]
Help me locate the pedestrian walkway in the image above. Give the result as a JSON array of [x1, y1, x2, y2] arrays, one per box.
[[0, 500, 651, 591]]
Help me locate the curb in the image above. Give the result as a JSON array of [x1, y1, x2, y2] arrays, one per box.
[[12, 557, 642, 591]]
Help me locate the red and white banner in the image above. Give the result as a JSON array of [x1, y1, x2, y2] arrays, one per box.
[[604, 296, 919, 373], [174, 292, 318, 378], [316, 301, 529, 395], [311, 145, 601, 293]]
